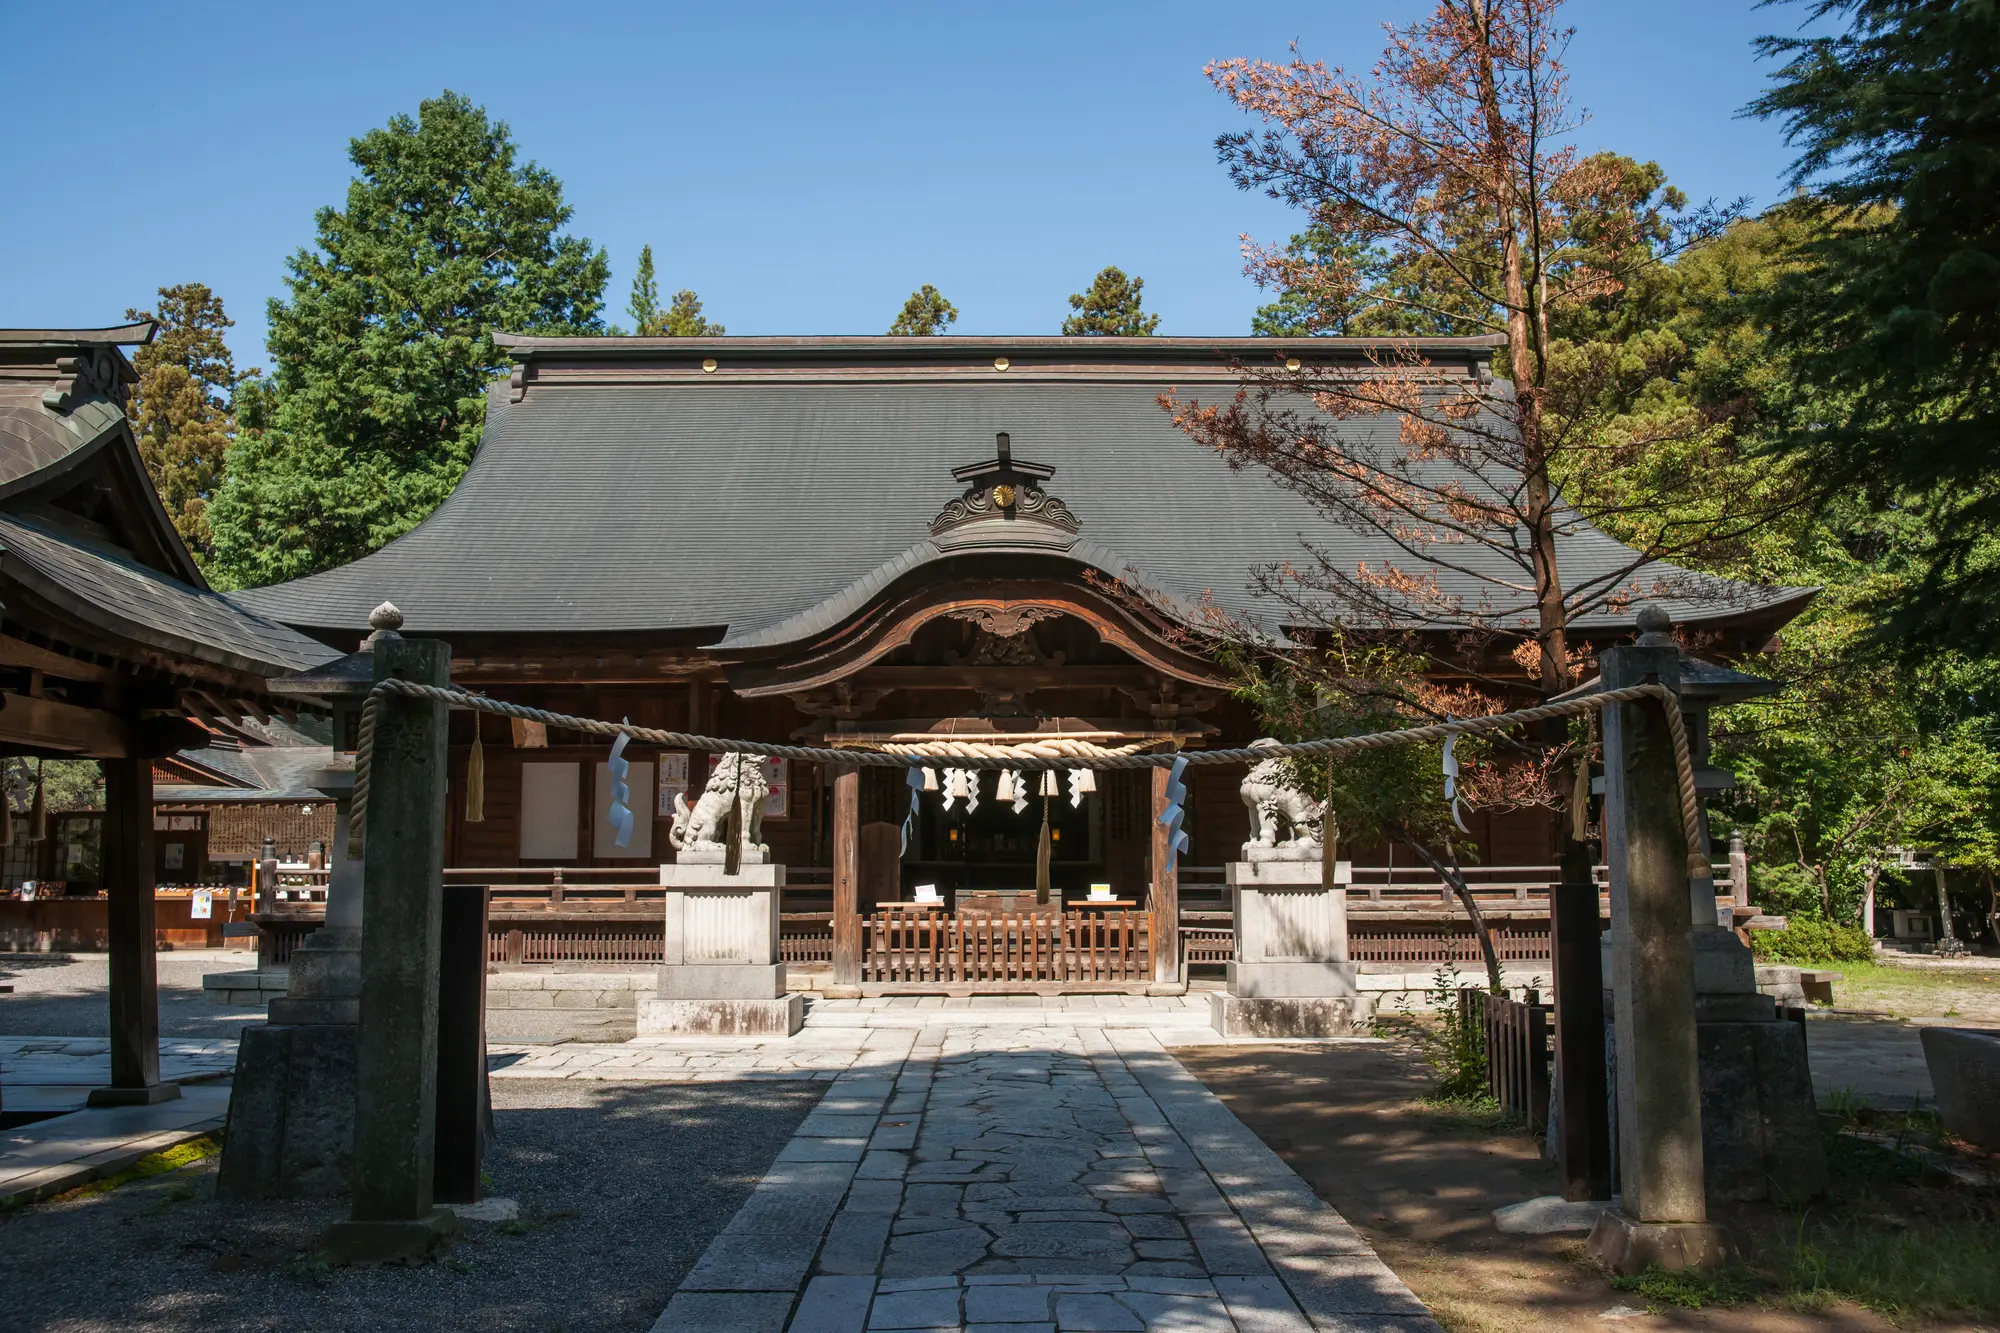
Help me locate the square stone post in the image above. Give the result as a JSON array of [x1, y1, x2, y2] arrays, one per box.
[[91, 757, 179, 1106], [1588, 615, 1726, 1272], [324, 635, 456, 1263], [829, 765, 862, 995], [1149, 765, 1179, 987]]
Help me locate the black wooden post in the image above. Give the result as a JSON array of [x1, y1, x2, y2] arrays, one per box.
[[433, 883, 490, 1204], [90, 757, 179, 1106], [324, 634, 456, 1262], [1550, 835, 1611, 1199]]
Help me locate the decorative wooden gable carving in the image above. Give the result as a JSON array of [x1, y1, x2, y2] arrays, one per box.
[[929, 432, 1080, 552]]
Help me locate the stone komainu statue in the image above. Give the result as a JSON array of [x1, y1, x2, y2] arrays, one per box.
[[1240, 738, 1324, 861], [670, 753, 771, 859]]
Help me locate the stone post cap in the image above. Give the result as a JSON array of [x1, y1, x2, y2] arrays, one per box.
[[1634, 604, 1674, 646]]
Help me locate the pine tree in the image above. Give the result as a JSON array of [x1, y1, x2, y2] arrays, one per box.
[[1753, 0, 2000, 658], [660, 289, 724, 336], [629, 244, 662, 334], [207, 91, 609, 587], [1061, 266, 1160, 336], [123, 284, 251, 560], [888, 285, 959, 336]]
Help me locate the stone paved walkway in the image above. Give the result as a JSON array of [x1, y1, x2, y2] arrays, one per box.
[[653, 1022, 1440, 1333]]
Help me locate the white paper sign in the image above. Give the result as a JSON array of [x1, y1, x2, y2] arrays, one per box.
[[163, 843, 185, 871], [190, 889, 213, 920], [657, 752, 690, 817]]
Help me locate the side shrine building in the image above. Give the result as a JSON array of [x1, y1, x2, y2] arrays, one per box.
[[234, 336, 1811, 988]]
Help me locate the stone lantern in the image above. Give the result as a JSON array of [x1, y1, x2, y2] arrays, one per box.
[[218, 602, 403, 1198]]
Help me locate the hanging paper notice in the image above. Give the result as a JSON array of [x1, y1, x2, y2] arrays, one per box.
[[658, 752, 690, 816], [190, 889, 214, 920]]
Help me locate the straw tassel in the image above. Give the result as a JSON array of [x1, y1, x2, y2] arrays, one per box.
[[29, 760, 45, 842], [466, 718, 486, 823]]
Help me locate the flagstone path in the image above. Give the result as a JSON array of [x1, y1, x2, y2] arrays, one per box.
[[652, 1021, 1440, 1333]]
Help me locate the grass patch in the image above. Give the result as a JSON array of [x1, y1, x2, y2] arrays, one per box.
[[1609, 1264, 1754, 1311], [1827, 959, 2000, 1019], [1781, 1211, 2000, 1320], [50, 1135, 220, 1203]]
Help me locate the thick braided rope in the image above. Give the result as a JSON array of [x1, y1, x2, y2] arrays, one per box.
[[346, 678, 1702, 866]]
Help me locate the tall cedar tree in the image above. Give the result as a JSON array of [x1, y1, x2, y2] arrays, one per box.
[[1172, 1, 1747, 702], [626, 247, 725, 336], [1752, 1, 2000, 660], [1062, 267, 1161, 336], [628, 245, 663, 332], [124, 283, 252, 559], [209, 91, 609, 587], [888, 285, 959, 336]]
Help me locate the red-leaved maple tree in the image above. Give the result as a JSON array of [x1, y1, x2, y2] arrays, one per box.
[[1171, 0, 1751, 701]]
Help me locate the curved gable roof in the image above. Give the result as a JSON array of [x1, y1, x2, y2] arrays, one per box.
[[230, 336, 1811, 643]]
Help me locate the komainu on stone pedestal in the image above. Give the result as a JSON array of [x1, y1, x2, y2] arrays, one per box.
[[1240, 738, 1324, 863], [669, 753, 770, 864]]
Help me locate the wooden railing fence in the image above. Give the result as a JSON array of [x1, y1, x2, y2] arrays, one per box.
[[1459, 986, 1553, 1133], [863, 910, 1145, 989]]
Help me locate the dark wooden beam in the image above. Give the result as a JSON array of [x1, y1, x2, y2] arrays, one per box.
[[89, 757, 178, 1105], [0, 690, 129, 755], [0, 634, 118, 683]]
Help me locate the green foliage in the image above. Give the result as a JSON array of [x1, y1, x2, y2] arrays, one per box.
[[1220, 631, 1463, 855], [123, 284, 252, 561], [1753, 2, 2000, 661], [1415, 965, 1491, 1105], [6, 758, 101, 814], [1608, 1265, 1752, 1311], [627, 244, 661, 333], [623, 245, 723, 336], [1062, 266, 1160, 336], [1783, 1216, 2000, 1321], [888, 285, 958, 336], [207, 90, 609, 588], [1749, 918, 1875, 965], [1538, 198, 2000, 932]]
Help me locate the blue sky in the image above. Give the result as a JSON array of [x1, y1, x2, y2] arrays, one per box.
[[1, 1, 1817, 366]]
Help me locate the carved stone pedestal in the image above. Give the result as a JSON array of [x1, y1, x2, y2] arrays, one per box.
[[638, 862, 804, 1037], [1586, 1212, 1730, 1275], [1211, 861, 1372, 1038], [219, 771, 362, 1200]]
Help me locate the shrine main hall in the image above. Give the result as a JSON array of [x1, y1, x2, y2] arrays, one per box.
[[232, 334, 1806, 992]]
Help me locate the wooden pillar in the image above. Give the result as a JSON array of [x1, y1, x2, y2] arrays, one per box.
[[1150, 765, 1179, 987], [326, 634, 456, 1262], [830, 765, 861, 992], [91, 757, 177, 1105]]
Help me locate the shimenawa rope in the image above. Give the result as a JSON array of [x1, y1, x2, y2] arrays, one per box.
[[343, 678, 1708, 879]]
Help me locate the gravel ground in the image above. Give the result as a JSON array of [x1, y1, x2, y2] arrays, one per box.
[[2, 1077, 821, 1333], [0, 954, 638, 1045], [0, 953, 264, 1040]]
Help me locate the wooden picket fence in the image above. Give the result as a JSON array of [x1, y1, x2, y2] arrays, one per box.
[[1459, 986, 1553, 1132], [863, 910, 1146, 991], [1348, 922, 1552, 965], [488, 928, 665, 965]]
